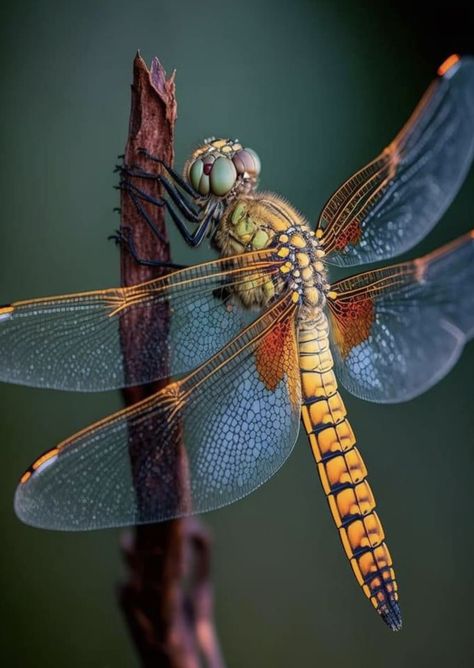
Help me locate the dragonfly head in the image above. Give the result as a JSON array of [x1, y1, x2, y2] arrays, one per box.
[[184, 138, 261, 200]]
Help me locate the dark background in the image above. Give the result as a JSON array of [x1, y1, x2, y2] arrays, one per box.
[[1, 1, 474, 666]]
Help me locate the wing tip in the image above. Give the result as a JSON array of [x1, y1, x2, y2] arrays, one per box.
[[19, 447, 60, 487], [0, 305, 13, 322], [13, 483, 36, 528], [437, 53, 461, 78]]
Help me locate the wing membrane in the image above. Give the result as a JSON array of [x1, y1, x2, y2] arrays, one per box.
[[318, 56, 474, 266], [0, 251, 282, 391], [327, 231, 474, 402], [15, 294, 300, 530]]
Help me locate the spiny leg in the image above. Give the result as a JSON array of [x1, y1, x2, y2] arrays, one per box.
[[117, 150, 202, 216], [137, 148, 200, 198], [120, 167, 201, 221], [118, 178, 192, 243], [124, 185, 168, 244], [114, 168, 181, 264], [109, 227, 186, 269], [119, 178, 217, 247]]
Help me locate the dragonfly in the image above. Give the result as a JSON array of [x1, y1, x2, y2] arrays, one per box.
[[1, 54, 474, 632]]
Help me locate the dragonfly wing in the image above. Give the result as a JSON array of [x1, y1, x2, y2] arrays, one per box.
[[0, 251, 281, 391], [318, 56, 474, 266], [15, 293, 300, 530], [327, 231, 474, 402]]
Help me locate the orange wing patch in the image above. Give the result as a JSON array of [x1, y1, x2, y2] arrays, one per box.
[[255, 317, 299, 407], [329, 296, 374, 359], [333, 218, 362, 251]]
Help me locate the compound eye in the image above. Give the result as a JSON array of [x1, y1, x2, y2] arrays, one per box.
[[245, 148, 261, 176], [189, 159, 204, 191], [232, 148, 261, 177], [210, 157, 237, 196], [189, 156, 217, 195]]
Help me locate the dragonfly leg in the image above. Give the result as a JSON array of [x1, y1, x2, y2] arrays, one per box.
[[159, 174, 201, 219], [132, 173, 201, 221], [109, 227, 186, 269], [122, 184, 168, 244], [137, 148, 200, 198], [118, 178, 215, 247], [118, 162, 202, 221], [164, 199, 217, 246]]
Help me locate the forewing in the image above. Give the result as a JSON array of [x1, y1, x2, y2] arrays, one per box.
[[0, 251, 281, 391], [327, 231, 474, 402], [15, 294, 301, 530], [318, 56, 474, 266]]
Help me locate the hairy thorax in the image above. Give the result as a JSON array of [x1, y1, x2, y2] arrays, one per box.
[[214, 192, 330, 318]]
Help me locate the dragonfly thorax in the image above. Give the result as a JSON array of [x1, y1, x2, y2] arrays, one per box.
[[275, 225, 329, 311], [215, 192, 329, 311]]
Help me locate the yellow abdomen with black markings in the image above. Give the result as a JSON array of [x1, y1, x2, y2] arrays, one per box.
[[299, 313, 401, 630]]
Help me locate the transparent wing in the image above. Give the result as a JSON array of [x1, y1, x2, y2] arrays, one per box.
[[327, 231, 474, 402], [0, 251, 282, 391], [318, 55, 474, 266], [15, 294, 300, 530]]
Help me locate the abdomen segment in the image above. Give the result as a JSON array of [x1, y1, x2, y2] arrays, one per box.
[[299, 317, 401, 631]]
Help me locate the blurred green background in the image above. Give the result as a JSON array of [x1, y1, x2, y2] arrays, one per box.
[[1, 1, 473, 666]]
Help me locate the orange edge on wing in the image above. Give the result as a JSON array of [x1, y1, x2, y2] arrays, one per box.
[[0, 305, 14, 318], [32, 448, 59, 470], [20, 448, 60, 485], [319, 55, 462, 251], [438, 54, 460, 77]]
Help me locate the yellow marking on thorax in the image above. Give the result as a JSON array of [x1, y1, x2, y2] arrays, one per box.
[[289, 233, 306, 248], [277, 246, 290, 258], [279, 262, 292, 274], [217, 196, 287, 256], [296, 252, 310, 268]]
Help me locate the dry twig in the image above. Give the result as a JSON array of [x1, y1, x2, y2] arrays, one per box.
[[118, 53, 224, 668]]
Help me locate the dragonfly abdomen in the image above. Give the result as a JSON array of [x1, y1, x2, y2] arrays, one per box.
[[298, 317, 402, 631]]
